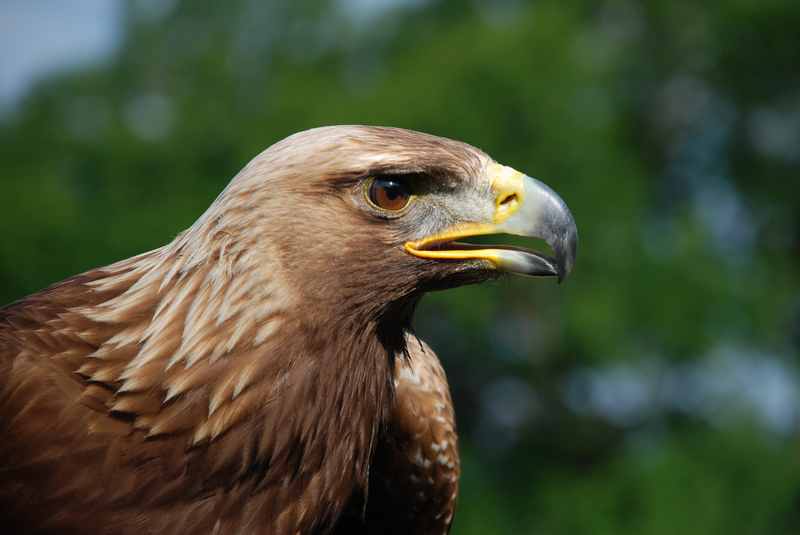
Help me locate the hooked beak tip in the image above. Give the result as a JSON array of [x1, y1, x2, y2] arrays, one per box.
[[556, 223, 578, 283]]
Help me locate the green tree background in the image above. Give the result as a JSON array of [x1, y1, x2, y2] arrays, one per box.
[[2, 1, 799, 533]]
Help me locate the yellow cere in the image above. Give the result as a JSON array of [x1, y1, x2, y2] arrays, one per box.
[[488, 162, 525, 224]]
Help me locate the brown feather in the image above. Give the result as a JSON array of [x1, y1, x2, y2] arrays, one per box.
[[0, 126, 491, 534]]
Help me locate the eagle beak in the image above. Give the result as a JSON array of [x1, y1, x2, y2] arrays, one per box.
[[404, 163, 578, 281]]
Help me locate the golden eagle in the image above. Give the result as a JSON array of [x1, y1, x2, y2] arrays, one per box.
[[0, 126, 577, 534]]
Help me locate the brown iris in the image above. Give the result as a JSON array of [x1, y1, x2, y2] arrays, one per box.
[[367, 177, 412, 211]]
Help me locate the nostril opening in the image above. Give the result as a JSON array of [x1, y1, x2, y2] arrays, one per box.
[[499, 193, 518, 207]]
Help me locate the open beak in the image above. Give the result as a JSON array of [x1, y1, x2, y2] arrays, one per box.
[[404, 163, 578, 281]]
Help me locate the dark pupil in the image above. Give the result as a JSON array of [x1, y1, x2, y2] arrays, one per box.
[[383, 181, 402, 199], [371, 178, 409, 209]]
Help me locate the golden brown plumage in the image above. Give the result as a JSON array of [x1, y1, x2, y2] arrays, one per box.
[[0, 126, 576, 534]]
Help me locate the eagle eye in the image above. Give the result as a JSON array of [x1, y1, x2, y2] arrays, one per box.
[[366, 177, 412, 212]]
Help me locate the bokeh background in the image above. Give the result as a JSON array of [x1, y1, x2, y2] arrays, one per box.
[[2, 0, 799, 533]]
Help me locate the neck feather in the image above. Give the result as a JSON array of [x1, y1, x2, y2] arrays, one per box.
[[43, 229, 404, 516]]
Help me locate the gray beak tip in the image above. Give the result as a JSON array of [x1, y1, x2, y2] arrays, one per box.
[[556, 223, 578, 283]]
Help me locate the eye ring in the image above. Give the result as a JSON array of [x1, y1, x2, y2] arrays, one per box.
[[364, 176, 414, 213]]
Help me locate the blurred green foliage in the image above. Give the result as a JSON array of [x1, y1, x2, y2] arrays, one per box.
[[2, 0, 799, 533]]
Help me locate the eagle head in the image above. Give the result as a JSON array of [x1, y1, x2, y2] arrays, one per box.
[[188, 126, 577, 322], [0, 125, 579, 534]]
